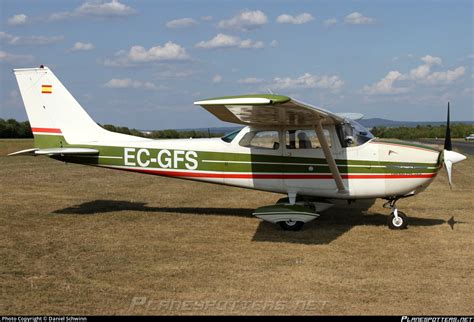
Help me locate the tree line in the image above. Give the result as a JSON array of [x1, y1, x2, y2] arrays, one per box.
[[0, 119, 33, 138], [1, 118, 472, 140], [0, 118, 223, 139], [370, 123, 474, 140], [101, 124, 223, 139]]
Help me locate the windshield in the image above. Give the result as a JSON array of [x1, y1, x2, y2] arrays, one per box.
[[221, 128, 242, 143], [336, 120, 374, 147]]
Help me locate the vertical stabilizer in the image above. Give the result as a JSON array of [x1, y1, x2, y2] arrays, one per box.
[[13, 66, 109, 147]]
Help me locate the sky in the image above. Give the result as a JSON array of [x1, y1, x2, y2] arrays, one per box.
[[0, 0, 473, 130]]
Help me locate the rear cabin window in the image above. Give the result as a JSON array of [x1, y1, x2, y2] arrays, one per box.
[[239, 131, 280, 150], [285, 129, 332, 149]]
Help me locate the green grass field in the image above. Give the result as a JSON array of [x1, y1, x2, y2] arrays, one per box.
[[1, 139, 473, 315]]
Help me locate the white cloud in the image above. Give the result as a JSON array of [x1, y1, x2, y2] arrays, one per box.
[[166, 18, 197, 28], [276, 13, 314, 25], [403, 55, 466, 85], [104, 78, 163, 90], [408, 55, 442, 79], [238, 77, 264, 84], [344, 12, 375, 25], [105, 42, 189, 66], [0, 50, 34, 63], [7, 14, 27, 26], [49, 0, 136, 21], [408, 64, 432, 80], [154, 67, 197, 79], [201, 16, 213, 21], [71, 42, 94, 51], [48, 12, 73, 21], [218, 10, 268, 31], [363, 55, 466, 95], [75, 0, 135, 16], [323, 17, 337, 27], [421, 55, 442, 66], [212, 74, 223, 83], [195, 33, 264, 50], [425, 67, 465, 85], [363, 71, 409, 95], [271, 73, 344, 91], [0, 31, 64, 45]]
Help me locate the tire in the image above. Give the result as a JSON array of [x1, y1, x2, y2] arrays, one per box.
[[279, 220, 304, 231], [387, 211, 408, 230]]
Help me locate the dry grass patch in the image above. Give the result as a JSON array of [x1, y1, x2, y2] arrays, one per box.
[[0, 139, 472, 315]]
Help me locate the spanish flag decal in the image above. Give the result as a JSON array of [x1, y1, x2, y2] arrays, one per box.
[[41, 85, 52, 94]]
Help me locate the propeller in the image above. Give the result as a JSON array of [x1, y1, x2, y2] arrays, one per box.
[[442, 102, 466, 187]]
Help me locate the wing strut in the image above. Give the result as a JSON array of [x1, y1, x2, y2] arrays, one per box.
[[314, 120, 347, 194]]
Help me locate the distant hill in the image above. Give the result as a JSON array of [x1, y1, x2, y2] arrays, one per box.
[[358, 118, 474, 128], [162, 126, 242, 135], [170, 118, 474, 135]]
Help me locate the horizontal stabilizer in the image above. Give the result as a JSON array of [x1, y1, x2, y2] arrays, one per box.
[[9, 147, 99, 156], [7, 148, 38, 156]]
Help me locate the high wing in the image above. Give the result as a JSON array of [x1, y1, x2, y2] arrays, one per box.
[[335, 113, 364, 121], [194, 94, 345, 127], [195, 94, 348, 194], [8, 147, 99, 156]]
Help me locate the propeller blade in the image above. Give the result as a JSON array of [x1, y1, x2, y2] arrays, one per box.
[[443, 149, 467, 187], [441, 103, 466, 187], [444, 159, 453, 187], [444, 102, 452, 151]]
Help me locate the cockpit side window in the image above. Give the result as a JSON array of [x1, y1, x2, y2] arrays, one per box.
[[221, 128, 242, 143], [336, 120, 374, 147]]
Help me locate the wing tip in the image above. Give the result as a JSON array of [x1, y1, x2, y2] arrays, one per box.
[[8, 148, 38, 156]]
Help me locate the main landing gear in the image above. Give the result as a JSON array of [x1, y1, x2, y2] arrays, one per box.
[[252, 195, 334, 231], [384, 199, 408, 230], [279, 220, 305, 231]]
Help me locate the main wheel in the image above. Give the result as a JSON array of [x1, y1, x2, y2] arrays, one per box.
[[279, 220, 304, 231], [387, 211, 408, 230]]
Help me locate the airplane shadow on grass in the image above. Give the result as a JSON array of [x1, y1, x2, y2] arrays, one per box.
[[53, 199, 447, 245]]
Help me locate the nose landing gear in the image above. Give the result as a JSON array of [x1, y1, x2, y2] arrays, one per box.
[[384, 199, 408, 230]]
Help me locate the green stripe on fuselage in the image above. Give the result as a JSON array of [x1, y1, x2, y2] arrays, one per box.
[[34, 134, 67, 149], [38, 134, 438, 175]]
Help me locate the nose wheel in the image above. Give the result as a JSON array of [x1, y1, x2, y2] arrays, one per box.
[[384, 199, 408, 230]]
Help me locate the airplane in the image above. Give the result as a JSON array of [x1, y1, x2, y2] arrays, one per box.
[[9, 66, 467, 231]]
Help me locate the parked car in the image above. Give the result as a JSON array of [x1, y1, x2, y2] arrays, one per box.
[[465, 134, 474, 141]]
